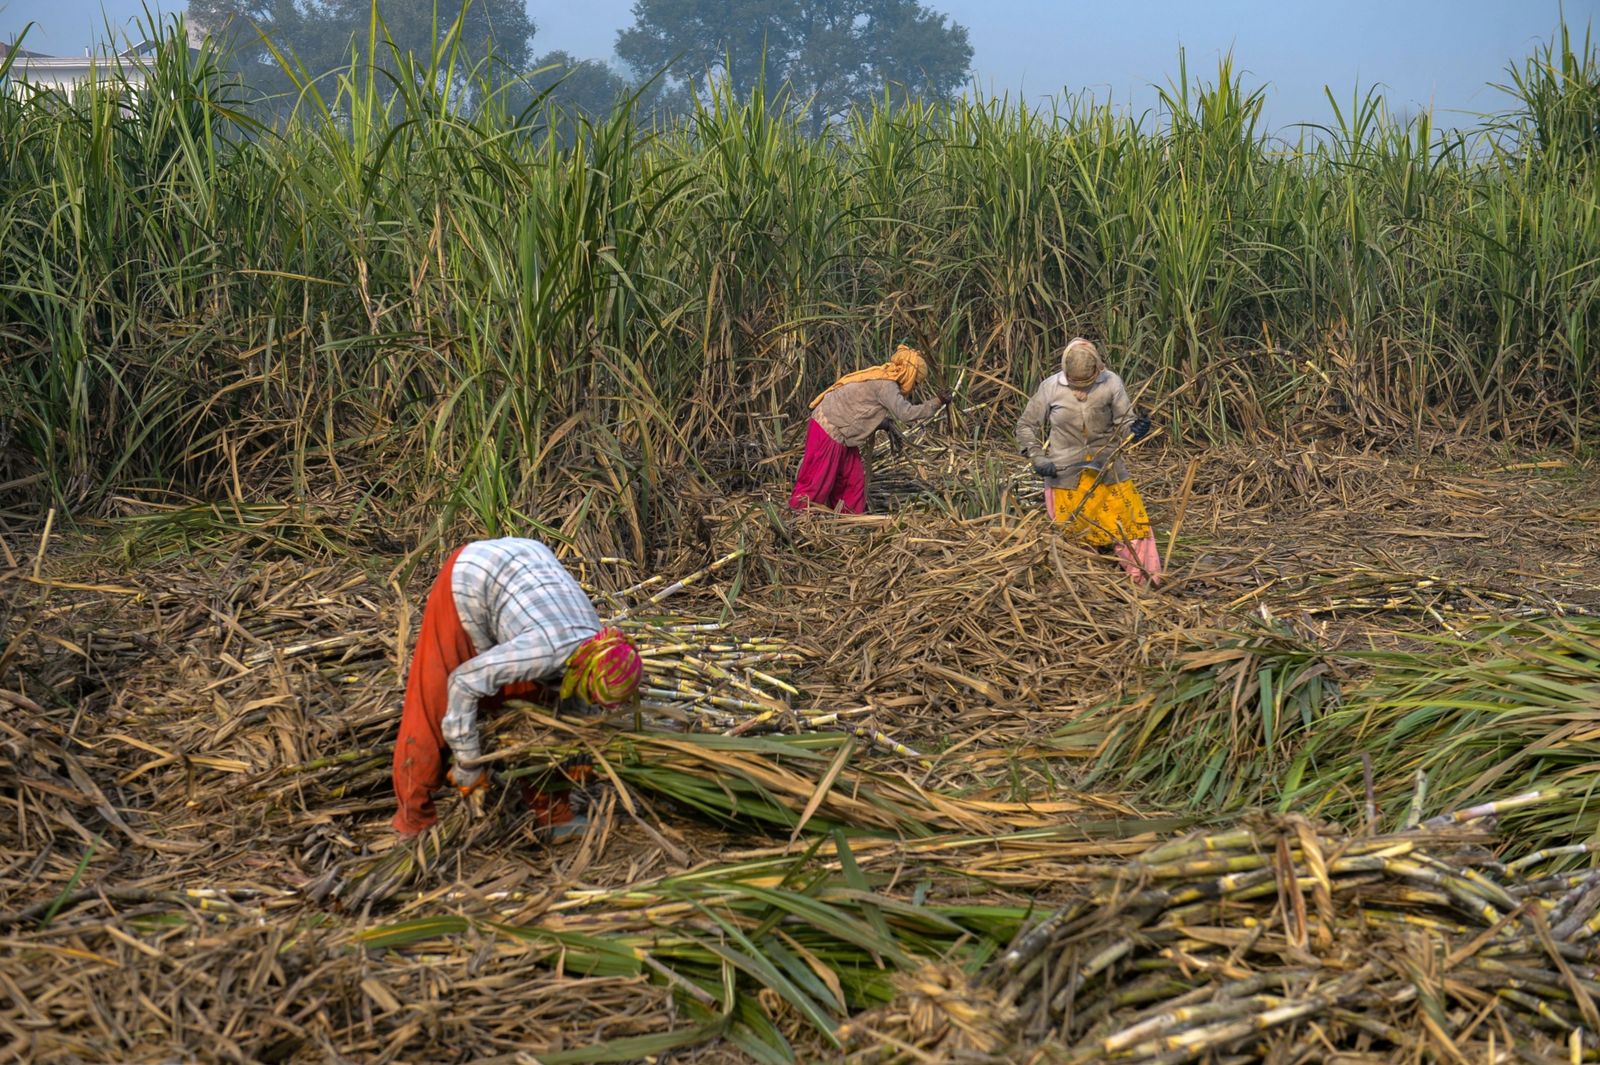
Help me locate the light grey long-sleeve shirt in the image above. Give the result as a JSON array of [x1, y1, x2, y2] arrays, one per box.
[[441, 539, 601, 773], [1015, 370, 1134, 489], [812, 379, 943, 448]]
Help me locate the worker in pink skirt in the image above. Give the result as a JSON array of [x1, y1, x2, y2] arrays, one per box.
[[789, 345, 950, 514]]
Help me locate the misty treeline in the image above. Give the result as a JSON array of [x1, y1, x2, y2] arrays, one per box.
[[185, 0, 973, 131]]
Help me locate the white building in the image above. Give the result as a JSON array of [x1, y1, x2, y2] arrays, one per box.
[[2, 31, 204, 100]]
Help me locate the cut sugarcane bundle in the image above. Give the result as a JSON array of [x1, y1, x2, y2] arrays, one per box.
[[973, 788, 1600, 1064]]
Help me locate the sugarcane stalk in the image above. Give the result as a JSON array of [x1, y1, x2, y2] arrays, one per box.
[[1053, 936, 1137, 1015], [1402, 768, 1429, 829], [608, 550, 745, 622], [612, 571, 669, 600], [1140, 829, 1258, 865], [638, 699, 739, 729], [1549, 871, 1600, 939], [846, 724, 928, 762], [1421, 788, 1563, 828], [278, 746, 388, 775], [1509, 843, 1595, 874], [1138, 852, 1273, 879], [745, 667, 800, 696], [1112, 985, 1349, 1062], [678, 653, 784, 705], [1498, 986, 1581, 1031], [994, 904, 1087, 976], [640, 686, 776, 715], [1099, 994, 1290, 1055]]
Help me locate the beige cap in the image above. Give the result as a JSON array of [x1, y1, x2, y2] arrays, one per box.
[[1061, 338, 1102, 387]]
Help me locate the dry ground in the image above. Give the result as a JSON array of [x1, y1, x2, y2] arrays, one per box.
[[2, 434, 1598, 1063]]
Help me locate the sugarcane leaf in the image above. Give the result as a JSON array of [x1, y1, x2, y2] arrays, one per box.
[[1132, 676, 1218, 749], [722, 554, 746, 625], [832, 830, 891, 944], [1282, 750, 1310, 808], [1260, 666, 1276, 745], [763, 935, 846, 1013], [625, 767, 791, 829], [1195, 747, 1226, 805], [1305, 674, 1323, 725], [39, 835, 99, 929], [490, 924, 645, 978], [774, 929, 848, 1012], [791, 740, 854, 842], [732, 884, 917, 970], [818, 889, 967, 935], [582, 741, 639, 817], [727, 997, 796, 1064], [683, 905, 841, 1045], [533, 1019, 729, 1063], [353, 915, 469, 949]]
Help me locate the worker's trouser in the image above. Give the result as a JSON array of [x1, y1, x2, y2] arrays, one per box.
[[1043, 485, 1163, 587], [789, 419, 867, 514], [391, 546, 550, 835]]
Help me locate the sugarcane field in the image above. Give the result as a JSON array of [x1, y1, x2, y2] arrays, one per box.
[[5, 11, 1600, 1064]]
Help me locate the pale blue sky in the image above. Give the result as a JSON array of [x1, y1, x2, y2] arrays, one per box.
[[3, 0, 1594, 130]]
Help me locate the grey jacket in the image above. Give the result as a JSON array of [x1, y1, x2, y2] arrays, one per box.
[[813, 379, 943, 448], [1015, 370, 1134, 488]]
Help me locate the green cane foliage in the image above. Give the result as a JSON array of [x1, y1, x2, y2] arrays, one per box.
[[1078, 618, 1600, 856], [1288, 620, 1600, 850], [3, 15, 1599, 520], [1068, 620, 1344, 811], [356, 838, 1025, 1062], [1499, 19, 1600, 163]]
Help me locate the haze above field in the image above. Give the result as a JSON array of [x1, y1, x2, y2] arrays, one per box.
[[3, 0, 1594, 131]]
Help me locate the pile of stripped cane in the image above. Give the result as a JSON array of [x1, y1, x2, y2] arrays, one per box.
[[579, 548, 927, 759], [841, 788, 1600, 1063]]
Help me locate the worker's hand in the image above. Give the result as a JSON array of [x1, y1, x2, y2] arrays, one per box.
[[883, 422, 905, 455], [447, 765, 491, 797], [1129, 410, 1153, 442], [937, 390, 953, 406], [1032, 458, 1058, 479]]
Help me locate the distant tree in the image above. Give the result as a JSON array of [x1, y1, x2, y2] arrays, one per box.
[[520, 50, 632, 117], [616, 0, 972, 133], [190, 0, 537, 113], [489, 49, 639, 142]]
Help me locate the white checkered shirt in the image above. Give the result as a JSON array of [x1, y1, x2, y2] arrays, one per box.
[[441, 538, 600, 772]]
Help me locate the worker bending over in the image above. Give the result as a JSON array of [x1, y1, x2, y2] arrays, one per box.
[[789, 344, 950, 514], [392, 537, 642, 836]]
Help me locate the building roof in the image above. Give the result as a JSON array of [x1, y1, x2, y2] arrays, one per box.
[[1, 39, 164, 63]]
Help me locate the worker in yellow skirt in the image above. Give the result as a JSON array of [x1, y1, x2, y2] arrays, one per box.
[[1016, 338, 1162, 586]]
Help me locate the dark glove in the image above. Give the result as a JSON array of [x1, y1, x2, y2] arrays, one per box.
[[1032, 458, 1058, 479], [1129, 410, 1153, 442], [557, 692, 607, 719]]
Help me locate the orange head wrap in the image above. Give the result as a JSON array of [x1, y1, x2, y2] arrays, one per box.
[[809, 344, 929, 409]]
